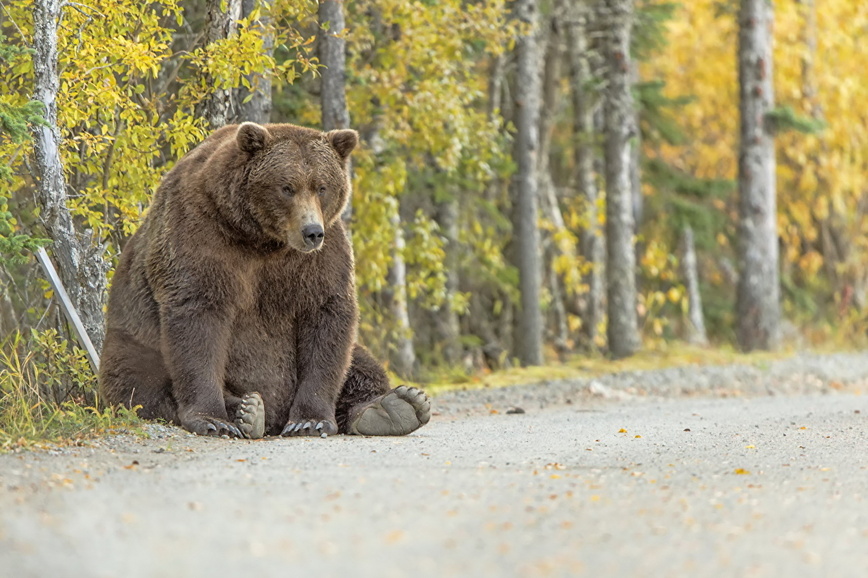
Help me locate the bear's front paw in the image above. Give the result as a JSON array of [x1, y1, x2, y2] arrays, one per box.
[[182, 415, 243, 438], [281, 418, 338, 438]]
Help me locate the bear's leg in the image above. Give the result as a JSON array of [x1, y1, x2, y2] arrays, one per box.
[[224, 392, 266, 439], [338, 345, 432, 436], [99, 329, 177, 422]]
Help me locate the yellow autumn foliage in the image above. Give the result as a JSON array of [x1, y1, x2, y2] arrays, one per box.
[[643, 0, 868, 334]]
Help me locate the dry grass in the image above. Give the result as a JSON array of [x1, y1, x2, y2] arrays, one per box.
[[414, 342, 795, 395], [0, 330, 141, 451]]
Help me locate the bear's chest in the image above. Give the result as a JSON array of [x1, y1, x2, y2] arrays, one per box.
[[224, 253, 329, 380]]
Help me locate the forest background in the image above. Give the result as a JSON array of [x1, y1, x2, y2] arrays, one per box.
[[0, 0, 866, 442]]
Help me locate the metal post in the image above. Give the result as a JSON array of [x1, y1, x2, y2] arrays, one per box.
[[35, 247, 101, 372]]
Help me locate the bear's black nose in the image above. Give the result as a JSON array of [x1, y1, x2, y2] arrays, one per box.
[[302, 224, 325, 249]]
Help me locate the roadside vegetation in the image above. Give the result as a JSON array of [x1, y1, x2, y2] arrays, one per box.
[[0, 330, 140, 451], [1, 0, 864, 447]]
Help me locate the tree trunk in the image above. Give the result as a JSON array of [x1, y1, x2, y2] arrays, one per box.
[[318, 0, 354, 227], [538, 1, 570, 357], [566, 0, 604, 348], [198, 0, 243, 129], [0, 281, 16, 337], [433, 195, 461, 365], [511, 0, 544, 367], [31, 0, 108, 352], [736, 0, 780, 351], [629, 61, 643, 230], [488, 54, 506, 120], [237, 0, 273, 124], [603, 0, 641, 359], [680, 226, 708, 346], [386, 205, 416, 378], [797, 0, 822, 121]]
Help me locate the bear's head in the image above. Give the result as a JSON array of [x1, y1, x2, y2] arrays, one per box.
[[232, 122, 357, 253]]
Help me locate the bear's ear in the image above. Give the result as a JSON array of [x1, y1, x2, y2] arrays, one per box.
[[236, 122, 271, 154], [327, 129, 358, 161]]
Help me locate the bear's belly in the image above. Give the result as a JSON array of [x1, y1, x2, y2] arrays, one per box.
[[224, 314, 298, 429]]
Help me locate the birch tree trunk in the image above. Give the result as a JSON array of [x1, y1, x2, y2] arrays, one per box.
[[629, 61, 643, 231], [387, 205, 416, 378], [680, 226, 708, 346], [567, 0, 604, 348], [319, 0, 354, 226], [603, 0, 641, 359], [511, 0, 544, 367], [0, 281, 16, 337], [538, 2, 570, 355], [238, 0, 273, 124], [32, 0, 108, 351], [364, 114, 415, 377], [433, 195, 461, 365], [736, 0, 781, 351], [198, 0, 243, 129]]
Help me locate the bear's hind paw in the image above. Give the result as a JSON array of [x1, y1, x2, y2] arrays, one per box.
[[234, 392, 266, 439], [348, 385, 431, 436]]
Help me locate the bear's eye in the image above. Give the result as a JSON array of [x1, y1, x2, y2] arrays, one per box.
[[282, 185, 295, 197], [318, 186, 327, 196]]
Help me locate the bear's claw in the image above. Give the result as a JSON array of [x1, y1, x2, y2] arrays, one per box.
[[185, 416, 243, 438], [347, 385, 431, 436], [281, 418, 338, 437], [234, 392, 266, 439]]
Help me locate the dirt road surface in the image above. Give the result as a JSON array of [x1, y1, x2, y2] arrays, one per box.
[[2, 355, 868, 577]]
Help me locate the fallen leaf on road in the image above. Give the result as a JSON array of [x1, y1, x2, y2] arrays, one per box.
[[385, 530, 405, 544], [618, 428, 627, 433], [734, 468, 751, 475]]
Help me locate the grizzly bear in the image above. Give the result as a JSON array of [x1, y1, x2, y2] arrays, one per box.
[[99, 122, 431, 438]]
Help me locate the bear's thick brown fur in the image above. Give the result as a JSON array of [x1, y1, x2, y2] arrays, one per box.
[[99, 122, 430, 438]]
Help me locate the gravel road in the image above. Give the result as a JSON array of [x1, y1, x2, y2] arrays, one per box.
[[2, 353, 867, 577]]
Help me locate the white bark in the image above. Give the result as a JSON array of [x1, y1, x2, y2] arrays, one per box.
[[318, 0, 353, 227], [511, 0, 544, 367], [387, 208, 416, 378], [602, 0, 641, 359], [736, 0, 780, 351], [199, 0, 243, 129], [434, 196, 461, 365], [629, 60, 643, 229], [680, 227, 708, 346], [538, 1, 570, 355], [567, 0, 604, 347], [32, 0, 108, 351], [238, 0, 273, 124]]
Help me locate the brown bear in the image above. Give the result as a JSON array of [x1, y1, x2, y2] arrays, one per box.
[[99, 122, 431, 439]]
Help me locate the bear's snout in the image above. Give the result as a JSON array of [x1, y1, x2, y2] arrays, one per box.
[[302, 223, 325, 250]]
